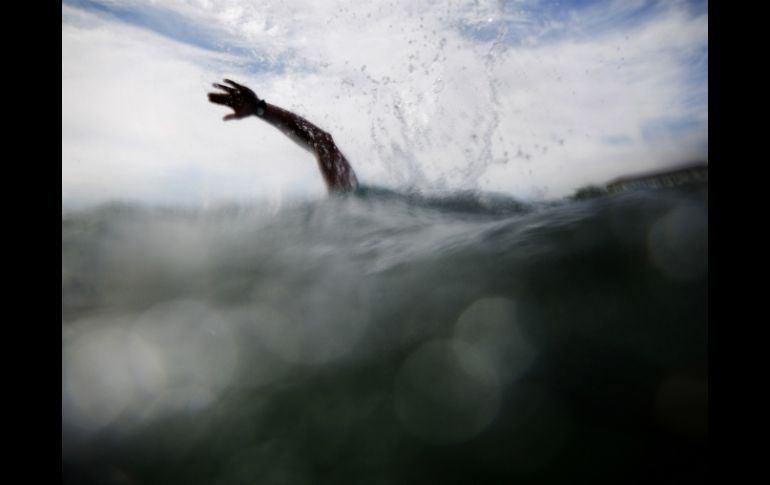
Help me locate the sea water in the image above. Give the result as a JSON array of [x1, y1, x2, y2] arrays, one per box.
[[62, 184, 707, 484]]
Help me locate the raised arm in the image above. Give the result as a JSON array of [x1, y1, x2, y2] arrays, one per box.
[[208, 79, 357, 193]]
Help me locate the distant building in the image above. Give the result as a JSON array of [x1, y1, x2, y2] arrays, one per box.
[[569, 185, 608, 200], [605, 162, 708, 193]]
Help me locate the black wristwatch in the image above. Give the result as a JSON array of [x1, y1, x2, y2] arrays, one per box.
[[255, 99, 267, 117]]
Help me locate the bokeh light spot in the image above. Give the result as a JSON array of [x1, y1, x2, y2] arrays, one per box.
[[647, 205, 708, 280], [394, 339, 500, 445], [454, 296, 537, 385]]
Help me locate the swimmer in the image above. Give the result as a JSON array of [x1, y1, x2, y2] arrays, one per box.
[[208, 79, 358, 193]]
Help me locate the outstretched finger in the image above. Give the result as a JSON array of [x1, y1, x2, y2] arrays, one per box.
[[213, 83, 236, 94], [224, 79, 246, 90], [208, 93, 232, 106]]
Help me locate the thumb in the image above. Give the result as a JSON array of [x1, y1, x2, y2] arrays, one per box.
[[223, 113, 239, 121]]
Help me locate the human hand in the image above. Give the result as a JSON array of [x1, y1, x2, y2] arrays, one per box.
[[208, 79, 266, 121]]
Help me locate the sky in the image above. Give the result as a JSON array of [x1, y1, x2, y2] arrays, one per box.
[[62, 0, 708, 205]]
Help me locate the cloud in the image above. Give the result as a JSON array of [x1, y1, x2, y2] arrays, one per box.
[[62, 0, 707, 204]]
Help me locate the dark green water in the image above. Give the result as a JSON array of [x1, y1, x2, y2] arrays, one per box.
[[62, 184, 707, 484]]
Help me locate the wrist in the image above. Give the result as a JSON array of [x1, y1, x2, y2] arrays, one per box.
[[255, 99, 267, 117]]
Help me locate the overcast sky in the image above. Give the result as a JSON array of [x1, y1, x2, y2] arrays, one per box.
[[62, 0, 707, 205]]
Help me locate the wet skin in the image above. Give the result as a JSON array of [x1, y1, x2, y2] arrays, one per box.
[[208, 79, 358, 193]]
